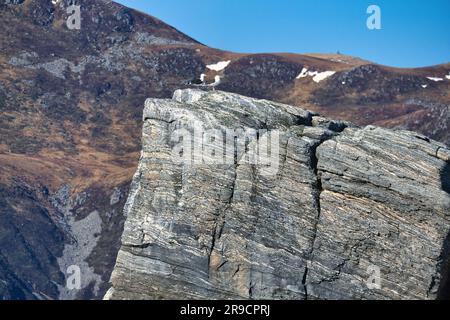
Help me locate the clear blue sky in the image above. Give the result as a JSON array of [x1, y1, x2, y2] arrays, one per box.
[[116, 0, 450, 68]]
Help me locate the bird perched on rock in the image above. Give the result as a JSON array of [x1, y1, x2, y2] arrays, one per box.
[[209, 75, 221, 90], [188, 74, 205, 85]]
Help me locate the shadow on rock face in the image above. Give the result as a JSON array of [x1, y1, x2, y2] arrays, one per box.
[[442, 162, 450, 195], [438, 162, 450, 299], [438, 231, 450, 300]]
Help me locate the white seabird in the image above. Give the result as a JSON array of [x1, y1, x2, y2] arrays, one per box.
[[209, 75, 221, 90]]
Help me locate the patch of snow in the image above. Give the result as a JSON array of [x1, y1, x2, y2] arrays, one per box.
[[421, 85, 428, 88], [296, 67, 309, 79], [342, 81, 346, 85], [446, 73, 450, 80], [206, 60, 231, 72], [296, 68, 335, 83], [427, 77, 443, 82], [313, 71, 336, 83]]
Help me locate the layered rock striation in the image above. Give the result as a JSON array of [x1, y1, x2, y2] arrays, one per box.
[[106, 89, 450, 300]]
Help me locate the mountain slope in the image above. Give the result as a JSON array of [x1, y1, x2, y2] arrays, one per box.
[[0, 0, 449, 299]]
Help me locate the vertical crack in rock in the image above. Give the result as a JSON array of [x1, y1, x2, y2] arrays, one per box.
[[208, 166, 236, 277], [301, 136, 335, 300], [275, 137, 290, 186], [207, 134, 239, 276], [309, 140, 324, 256], [301, 265, 309, 300]]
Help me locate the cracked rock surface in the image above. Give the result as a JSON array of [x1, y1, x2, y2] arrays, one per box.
[[106, 89, 450, 300]]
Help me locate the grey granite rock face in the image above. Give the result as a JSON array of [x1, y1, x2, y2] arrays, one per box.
[[106, 89, 450, 300]]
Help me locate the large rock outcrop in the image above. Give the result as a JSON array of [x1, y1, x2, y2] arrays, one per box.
[[1, 0, 449, 300], [106, 89, 450, 300]]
